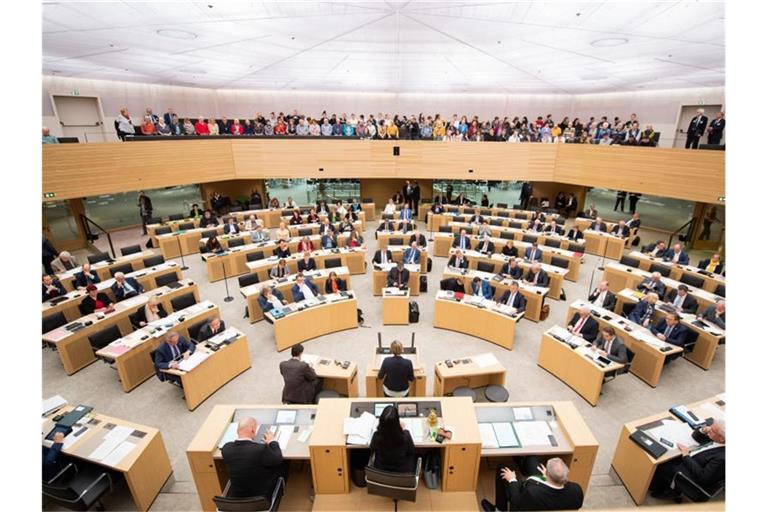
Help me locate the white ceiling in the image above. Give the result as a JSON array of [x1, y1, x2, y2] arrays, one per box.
[[42, 1, 725, 94]]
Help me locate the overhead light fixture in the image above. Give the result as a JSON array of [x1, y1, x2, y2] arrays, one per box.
[[590, 37, 628, 47], [156, 29, 198, 40]]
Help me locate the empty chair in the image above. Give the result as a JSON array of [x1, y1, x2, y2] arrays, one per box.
[[620, 256, 640, 268], [155, 272, 179, 288], [213, 478, 285, 512], [544, 239, 560, 249], [128, 310, 144, 330], [714, 283, 725, 298], [671, 471, 725, 503], [621, 302, 635, 317], [500, 231, 515, 240], [120, 244, 142, 256], [154, 226, 172, 235], [509, 222, 523, 229], [454, 215, 467, 223], [43, 312, 67, 334], [496, 202, 508, 209], [202, 229, 219, 239], [490, 218, 504, 226], [227, 237, 245, 248], [680, 273, 705, 289], [649, 263, 671, 277], [451, 387, 477, 401], [446, 206, 458, 213], [604, 349, 635, 383], [365, 456, 422, 510], [324, 258, 342, 269], [43, 462, 114, 512], [522, 234, 538, 244], [87, 252, 110, 264], [170, 292, 197, 311], [187, 319, 208, 342], [315, 389, 341, 402], [238, 273, 259, 288], [298, 228, 313, 236], [168, 213, 184, 221], [438, 225, 453, 233], [568, 242, 584, 253], [88, 324, 122, 350], [477, 261, 495, 273], [550, 256, 570, 270], [246, 251, 265, 262], [143, 254, 165, 267], [389, 238, 404, 246], [514, 213, 528, 220], [497, 211, 509, 218], [109, 263, 134, 277], [178, 222, 195, 230], [480, 209, 492, 216], [484, 385, 509, 403]]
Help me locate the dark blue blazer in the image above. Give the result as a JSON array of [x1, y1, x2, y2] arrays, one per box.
[[498, 290, 527, 312], [452, 235, 472, 250], [154, 335, 196, 380], [637, 277, 666, 297], [320, 234, 337, 249], [524, 247, 543, 262], [471, 280, 494, 300], [664, 249, 690, 266], [403, 247, 421, 264], [257, 289, 285, 312], [651, 319, 689, 347], [628, 300, 654, 325], [297, 258, 317, 272], [42, 279, 66, 302], [292, 280, 319, 302], [43, 443, 64, 481], [500, 262, 523, 279], [400, 208, 413, 220], [75, 270, 101, 289], [111, 277, 144, 301]]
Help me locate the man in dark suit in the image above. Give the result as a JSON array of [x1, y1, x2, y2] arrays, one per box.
[[471, 277, 494, 300], [377, 219, 396, 233], [707, 112, 725, 145], [74, 262, 101, 289], [523, 262, 549, 287], [637, 272, 666, 297], [221, 416, 287, 498], [566, 227, 584, 241], [567, 305, 599, 342], [626, 212, 642, 231], [519, 181, 533, 209], [498, 282, 527, 314], [664, 243, 689, 265], [224, 218, 240, 235], [387, 261, 410, 290], [700, 300, 725, 329], [588, 281, 616, 311], [651, 312, 688, 347], [469, 213, 484, 224], [111, 272, 144, 301], [297, 252, 317, 272], [523, 242, 543, 262], [257, 286, 286, 313], [500, 259, 523, 279], [402, 181, 415, 211], [373, 248, 393, 265], [611, 220, 630, 238], [320, 232, 337, 249], [397, 220, 414, 233], [448, 250, 469, 269], [592, 326, 628, 363], [42, 275, 66, 302], [291, 274, 319, 302], [527, 219, 544, 232], [629, 293, 659, 327], [154, 332, 196, 383], [698, 254, 724, 275], [614, 191, 627, 212], [275, 241, 291, 258], [665, 285, 699, 314], [408, 230, 427, 248], [642, 240, 667, 258], [476, 237, 494, 255], [650, 421, 725, 501], [279, 344, 322, 404], [197, 317, 226, 342], [564, 193, 578, 218], [544, 220, 563, 236], [403, 242, 421, 265], [452, 229, 472, 250], [42, 236, 59, 275], [685, 108, 709, 149], [43, 431, 66, 481], [589, 217, 608, 232]]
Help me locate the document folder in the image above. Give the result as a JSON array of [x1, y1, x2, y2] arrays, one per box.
[[630, 429, 667, 459]]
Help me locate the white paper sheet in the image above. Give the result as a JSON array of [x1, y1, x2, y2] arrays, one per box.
[[344, 412, 377, 445], [402, 418, 426, 442], [297, 426, 313, 443], [276, 425, 293, 451], [105, 425, 134, 443], [178, 351, 210, 372], [101, 441, 136, 466], [218, 422, 238, 449], [302, 354, 320, 367], [700, 403, 725, 421], [493, 422, 520, 448], [647, 420, 695, 447], [514, 420, 552, 446], [276, 410, 297, 424], [512, 407, 534, 421], [42, 395, 67, 416], [473, 353, 499, 369], [479, 423, 499, 449], [88, 438, 123, 460]]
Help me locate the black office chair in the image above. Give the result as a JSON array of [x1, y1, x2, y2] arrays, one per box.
[[109, 263, 134, 277], [168, 213, 184, 221], [281, 209, 292, 217], [324, 258, 342, 269], [389, 238, 404, 246], [178, 222, 195, 230], [227, 237, 246, 248], [202, 229, 219, 240], [454, 215, 467, 223], [170, 292, 197, 312], [382, 213, 394, 220], [446, 206, 458, 213], [544, 239, 560, 249], [148, 216, 162, 225], [621, 302, 636, 318], [128, 310, 145, 330], [187, 319, 208, 343], [230, 205, 244, 213], [550, 256, 570, 269], [213, 478, 285, 512], [143, 254, 165, 267], [496, 202, 508, 209], [680, 273, 705, 289], [154, 226, 172, 235], [604, 349, 635, 383], [120, 245, 142, 256], [649, 263, 672, 277], [365, 455, 422, 511], [522, 234, 538, 244], [497, 211, 509, 218], [362, 197, 373, 203], [298, 228, 313, 236], [249, 203, 261, 210], [568, 242, 585, 253], [480, 208, 492, 216], [507, 221, 522, 229], [87, 252, 110, 265], [514, 213, 528, 220], [620, 256, 640, 268], [490, 218, 503, 226], [88, 324, 122, 350], [671, 471, 725, 503], [477, 261, 495, 273], [682, 330, 699, 354], [43, 462, 114, 512], [43, 312, 68, 334], [500, 231, 515, 240], [155, 272, 179, 288], [438, 225, 452, 233], [714, 283, 725, 298], [238, 273, 259, 288], [247, 251, 265, 262]]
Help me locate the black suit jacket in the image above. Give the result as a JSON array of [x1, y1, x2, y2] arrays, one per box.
[[498, 290, 527, 313], [588, 289, 616, 311], [373, 250, 393, 265], [325, 278, 347, 293], [677, 445, 725, 491], [665, 291, 699, 314], [590, 221, 608, 232], [447, 254, 469, 269], [503, 478, 584, 512], [408, 234, 427, 247], [297, 258, 317, 272], [75, 270, 101, 289], [651, 319, 688, 347], [197, 320, 227, 342], [111, 277, 144, 301], [221, 440, 284, 498], [638, 277, 666, 296], [279, 358, 320, 404], [452, 235, 472, 250], [80, 293, 112, 315], [377, 221, 396, 232], [377, 355, 414, 392], [568, 313, 599, 342], [42, 279, 66, 302], [697, 259, 723, 274], [154, 336, 196, 380], [524, 269, 549, 286], [688, 115, 709, 136], [594, 334, 629, 363], [387, 268, 410, 288], [476, 239, 494, 254], [612, 225, 630, 237]]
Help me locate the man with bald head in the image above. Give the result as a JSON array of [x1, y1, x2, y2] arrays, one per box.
[[221, 416, 287, 498]]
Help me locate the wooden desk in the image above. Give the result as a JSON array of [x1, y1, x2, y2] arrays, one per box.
[[147, 217, 201, 246], [303, 353, 359, 397], [56, 250, 157, 292], [566, 300, 683, 387], [584, 229, 627, 259], [364, 350, 427, 397], [537, 327, 625, 406], [231, 207, 282, 228], [246, 246, 365, 282], [94, 298, 219, 392], [310, 397, 481, 493], [442, 267, 547, 322], [614, 289, 725, 370], [162, 329, 252, 410], [433, 353, 506, 396], [372, 263, 421, 296], [265, 292, 359, 351], [611, 395, 725, 505], [475, 401, 598, 493], [575, 217, 618, 233], [43, 406, 172, 511], [433, 291, 524, 349], [156, 226, 224, 259], [626, 250, 725, 294], [387, 244, 429, 273], [427, 208, 559, 230], [43, 280, 200, 375], [287, 220, 363, 237], [199, 232, 253, 251], [382, 288, 410, 324], [375, 230, 418, 250], [187, 404, 317, 511]]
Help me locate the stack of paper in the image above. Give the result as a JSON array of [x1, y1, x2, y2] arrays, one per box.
[[42, 395, 68, 416], [512, 407, 534, 421], [493, 422, 520, 448], [700, 403, 725, 421], [276, 410, 297, 424], [178, 352, 210, 372], [402, 418, 426, 442], [473, 353, 499, 369], [343, 411, 377, 445], [102, 441, 136, 466], [479, 423, 499, 448], [302, 354, 320, 367], [514, 420, 552, 446], [276, 425, 293, 450], [647, 420, 695, 447]]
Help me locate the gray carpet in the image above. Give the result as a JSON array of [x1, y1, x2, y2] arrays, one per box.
[[43, 217, 724, 511]]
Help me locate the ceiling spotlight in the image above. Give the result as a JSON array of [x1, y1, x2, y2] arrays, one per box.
[[156, 29, 198, 40], [590, 37, 628, 47]]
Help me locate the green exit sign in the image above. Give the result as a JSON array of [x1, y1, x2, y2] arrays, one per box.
[[718, 196, 725, 202], [44, 192, 55, 198]]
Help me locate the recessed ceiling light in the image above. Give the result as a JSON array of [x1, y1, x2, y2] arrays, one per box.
[[590, 37, 628, 47], [156, 29, 198, 40]]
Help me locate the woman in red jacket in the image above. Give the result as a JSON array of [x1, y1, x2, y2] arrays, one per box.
[[194, 117, 209, 135], [230, 119, 244, 135]]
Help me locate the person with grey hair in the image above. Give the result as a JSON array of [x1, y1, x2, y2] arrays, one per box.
[[685, 108, 708, 149], [42, 126, 59, 144], [481, 456, 584, 511], [110, 271, 144, 301], [650, 420, 726, 500], [50, 250, 78, 273]]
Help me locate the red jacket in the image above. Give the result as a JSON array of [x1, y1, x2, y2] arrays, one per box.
[[230, 124, 244, 135], [195, 121, 209, 135]]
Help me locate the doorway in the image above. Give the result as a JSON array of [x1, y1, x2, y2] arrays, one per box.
[[50, 95, 108, 142], [673, 104, 723, 148]]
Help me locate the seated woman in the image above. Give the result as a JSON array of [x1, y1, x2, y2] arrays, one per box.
[[325, 271, 347, 293], [80, 284, 114, 315], [370, 405, 416, 473], [289, 209, 304, 226], [339, 214, 355, 233], [284, 196, 298, 208], [383, 199, 397, 215], [140, 296, 167, 326], [501, 240, 519, 258], [206, 236, 223, 253], [298, 236, 315, 253], [307, 208, 320, 224], [269, 197, 280, 209], [275, 221, 291, 241], [347, 229, 364, 248], [270, 259, 290, 279]]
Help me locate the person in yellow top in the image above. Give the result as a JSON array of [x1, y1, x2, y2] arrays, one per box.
[[432, 116, 446, 140], [387, 122, 399, 139], [551, 124, 563, 142]]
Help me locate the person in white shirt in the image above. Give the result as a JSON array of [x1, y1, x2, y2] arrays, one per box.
[[244, 214, 262, 231], [284, 197, 297, 208], [588, 281, 616, 310], [116, 107, 135, 137], [384, 199, 397, 215], [478, 221, 492, 238], [293, 274, 318, 301], [275, 221, 290, 241], [335, 201, 347, 218]]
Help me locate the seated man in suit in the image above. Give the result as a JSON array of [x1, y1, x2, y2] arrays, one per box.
[[409, 230, 427, 248], [583, 203, 598, 219], [387, 261, 410, 290], [291, 274, 319, 302], [589, 217, 608, 232], [477, 221, 493, 239], [74, 262, 101, 289], [626, 212, 642, 232], [471, 276, 494, 300], [325, 271, 347, 293], [527, 218, 544, 232], [377, 219, 396, 233], [664, 243, 689, 265], [650, 312, 688, 347], [637, 271, 666, 297], [154, 331, 196, 384], [80, 284, 114, 315], [269, 259, 290, 279], [373, 247, 394, 265], [43, 431, 66, 482], [592, 326, 629, 363], [221, 416, 288, 499], [649, 421, 726, 501], [469, 212, 484, 224], [111, 271, 144, 301], [588, 280, 616, 310], [275, 240, 291, 258], [320, 218, 336, 236], [700, 300, 725, 329], [476, 236, 495, 255], [42, 274, 66, 302], [297, 251, 317, 273], [567, 305, 599, 342], [258, 286, 287, 313], [501, 240, 519, 258], [498, 281, 527, 315], [544, 220, 563, 236], [481, 457, 583, 512], [611, 220, 630, 238], [448, 250, 469, 269], [665, 284, 699, 314], [397, 220, 414, 232], [524, 242, 543, 262], [403, 241, 421, 265], [399, 205, 413, 221], [523, 262, 549, 287], [320, 232, 337, 249], [51, 250, 79, 274], [197, 316, 226, 342], [628, 292, 659, 327], [430, 201, 444, 214], [698, 253, 724, 274], [642, 240, 667, 257], [200, 209, 218, 227], [224, 217, 240, 235], [452, 229, 472, 251], [251, 225, 270, 242], [279, 343, 322, 404], [441, 276, 465, 293], [500, 258, 523, 279]]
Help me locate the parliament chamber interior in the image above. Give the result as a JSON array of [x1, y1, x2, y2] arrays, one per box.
[[32, 2, 736, 511]]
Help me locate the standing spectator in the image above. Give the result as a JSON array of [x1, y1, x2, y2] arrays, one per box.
[[628, 193, 642, 214], [42, 236, 59, 275], [116, 107, 135, 140], [138, 191, 153, 235], [194, 117, 209, 135], [707, 111, 726, 145], [614, 191, 627, 212], [685, 108, 708, 149], [700, 206, 721, 241], [144, 107, 159, 124], [163, 108, 175, 126], [519, 181, 533, 209], [42, 126, 59, 144]]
